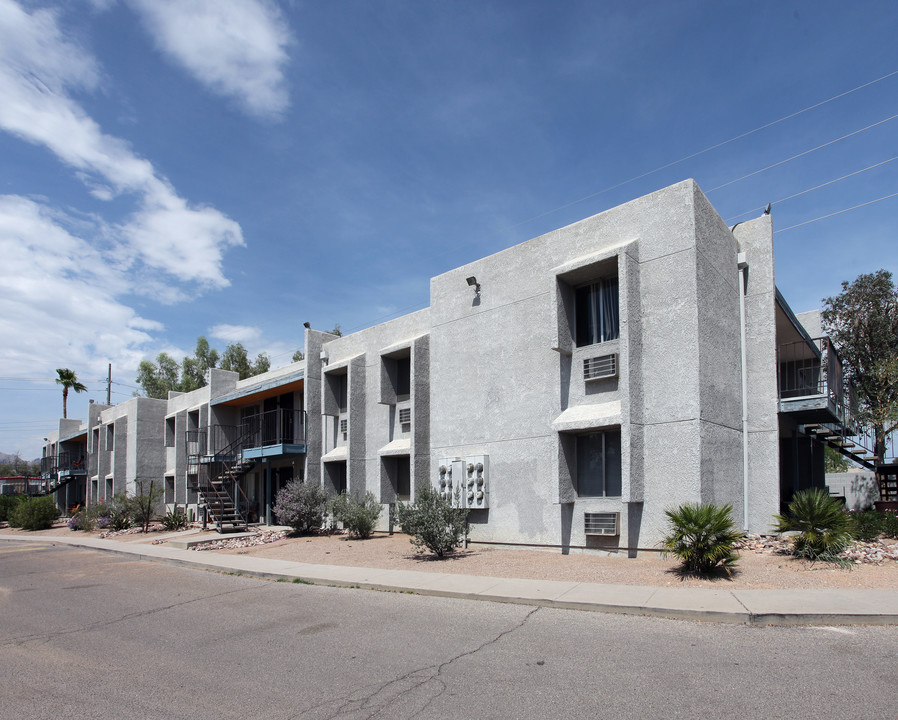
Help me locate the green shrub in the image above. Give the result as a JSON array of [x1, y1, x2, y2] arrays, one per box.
[[851, 509, 898, 540], [106, 494, 133, 531], [274, 479, 328, 534], [774, 488, 854, 562], [661, 502, 743, 574], [67, 508, 96, 532], [331, 491, 382, 539], [394, 485, 468, 558], [0, 494, 25, 523], [160, 505, 189, 531], [10, 496, 59, 531]]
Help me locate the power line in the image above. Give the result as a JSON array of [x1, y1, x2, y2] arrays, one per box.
[[774, 190, 898, 233], [707, 112, 898, 193], [492, 69, 898, 230], [725, 154, 898, 222]]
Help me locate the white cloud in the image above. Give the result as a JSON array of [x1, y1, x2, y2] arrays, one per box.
[[0, 195, 159, 379], [0, 0, 245, 293], [209, 324, 263, 344], [127, 0, 291, 119]]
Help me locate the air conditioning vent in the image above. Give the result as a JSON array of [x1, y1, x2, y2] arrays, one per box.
[[340, 419, 348, 434], [398, 408, 411, 425], [584, 512, 619, 536], [584, 353, 617, 381]]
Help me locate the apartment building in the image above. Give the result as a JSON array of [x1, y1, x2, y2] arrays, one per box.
[[41, 179, 881, 552]]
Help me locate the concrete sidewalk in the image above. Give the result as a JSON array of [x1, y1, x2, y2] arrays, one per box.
[[2, 533, 896, 626]]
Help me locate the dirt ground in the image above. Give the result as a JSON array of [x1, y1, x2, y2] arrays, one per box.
[[6, 521, 896, 590]]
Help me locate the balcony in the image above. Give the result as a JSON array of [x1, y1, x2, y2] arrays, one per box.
[[241, 408, 307, 459], [39, 451, 88, 480], [777, 337, 848, 426], [186, 409, 307, 465]]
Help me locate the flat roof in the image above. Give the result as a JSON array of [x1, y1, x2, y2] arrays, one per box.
[[212, 370, 305, 407]]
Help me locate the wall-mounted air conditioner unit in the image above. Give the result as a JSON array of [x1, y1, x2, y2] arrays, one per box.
[[584, 512, 619, 536], [583, 353, 618, 381]]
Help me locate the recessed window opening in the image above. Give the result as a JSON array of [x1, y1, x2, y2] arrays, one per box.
[[575, 276, 619, 347], [576, 430, 621, 497]]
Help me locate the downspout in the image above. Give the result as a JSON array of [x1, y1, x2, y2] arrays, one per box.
[[737, 251, 750, 532]]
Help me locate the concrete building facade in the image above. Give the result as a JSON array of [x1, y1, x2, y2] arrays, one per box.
[[40, 179, 879, 552]]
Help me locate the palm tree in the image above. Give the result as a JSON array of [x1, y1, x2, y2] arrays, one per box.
[[55, 368, 87, 419]]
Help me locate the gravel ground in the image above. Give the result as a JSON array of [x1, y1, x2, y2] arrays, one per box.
[[6, 521, 896, 590]]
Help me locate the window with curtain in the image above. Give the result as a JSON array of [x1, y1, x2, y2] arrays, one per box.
[[575, 430, 622, 497], [575, 276, 619, 347]]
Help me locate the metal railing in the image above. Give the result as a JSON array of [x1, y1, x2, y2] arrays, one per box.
[[241, 408, 306, 449], [777, 336, 844, 411], [39, 452, 88, 477], [186, 425, 242, 461]]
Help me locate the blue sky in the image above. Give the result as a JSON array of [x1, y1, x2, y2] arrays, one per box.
[[1, 0, 897, 460]]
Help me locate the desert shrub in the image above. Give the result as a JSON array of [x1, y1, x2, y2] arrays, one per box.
[[394, 485, 468, 558], [882, 512, 898, 539], [274, 479, 328, 534], [661, 502, 743, 574], [131, 479, 163, 532], [160, 505, 189, 531], [106, 494, 133, 531], [851, 510, 898, 540], [0, 494, 25, 523], [10, 496, 59, 531], [67, 508, 96, 532], [774, 488, 854, 562], [331, 491, 382, 539]]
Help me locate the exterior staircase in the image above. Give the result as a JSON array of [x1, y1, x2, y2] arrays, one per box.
[[187, 430, 256, 533]]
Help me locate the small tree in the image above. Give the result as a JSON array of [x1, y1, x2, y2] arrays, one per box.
[[331, 491, 382, 539], [822, 270, 898, 464], [131, 479, 164, 532], [274, 479, 328, 534], [661, 502, 743, 575], [774, 488, 854, 562], [394, 485, 468, 558]]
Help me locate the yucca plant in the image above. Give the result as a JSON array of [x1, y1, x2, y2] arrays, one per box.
[[774, 488, 854, 562], [662, 502, 743, 574]]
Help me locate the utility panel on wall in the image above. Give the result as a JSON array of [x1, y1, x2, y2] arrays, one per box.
[[463, 455, 489, 509], [437, 455, 489, 509]]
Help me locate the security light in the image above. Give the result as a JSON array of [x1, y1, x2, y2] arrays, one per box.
[[466, 276, 480, 293]]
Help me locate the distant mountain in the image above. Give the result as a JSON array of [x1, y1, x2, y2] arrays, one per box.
[[0, 452, 40, 467]]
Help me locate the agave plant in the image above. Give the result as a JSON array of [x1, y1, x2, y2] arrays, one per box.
[[661, 502, 743, 574], [774, 488, 853, 562]]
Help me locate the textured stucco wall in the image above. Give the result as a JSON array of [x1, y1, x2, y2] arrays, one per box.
[[733, 215, 781, 534]]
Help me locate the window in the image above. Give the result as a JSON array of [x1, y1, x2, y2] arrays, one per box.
[[576, 430, 621, 497], [105, 424, 114, 451], [164, 417, 176, 447], [336, 374, 348, 412], [575, 277, 619, 347], [396, 356, 411, 397]]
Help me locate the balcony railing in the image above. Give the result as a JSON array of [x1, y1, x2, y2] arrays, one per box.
[[186, 409, 307, 464], [778, 336, 844, 411], [186, 424, 242, 461], [242, 408, 306, 449], [39, 452, 88, 477]]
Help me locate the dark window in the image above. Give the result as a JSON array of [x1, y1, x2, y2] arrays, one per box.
[[575, 277, 619, 347], [337, 374, 348, 413], [396, 356, 411, 397], [396, 457, 411, 501], [576, 431, 622, 497], [164, 417, 176, 447]]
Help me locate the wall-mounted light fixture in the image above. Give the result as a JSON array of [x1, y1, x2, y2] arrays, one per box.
[[466, 276, 480, 293]]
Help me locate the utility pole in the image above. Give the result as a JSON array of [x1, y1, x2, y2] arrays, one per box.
[[106, 363, 112, 405]]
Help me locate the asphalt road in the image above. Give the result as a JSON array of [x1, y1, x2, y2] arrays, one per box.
[[1, 542, 896, 720]]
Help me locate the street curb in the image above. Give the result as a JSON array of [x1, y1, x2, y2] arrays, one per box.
[[2, 535, 896, 626]]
